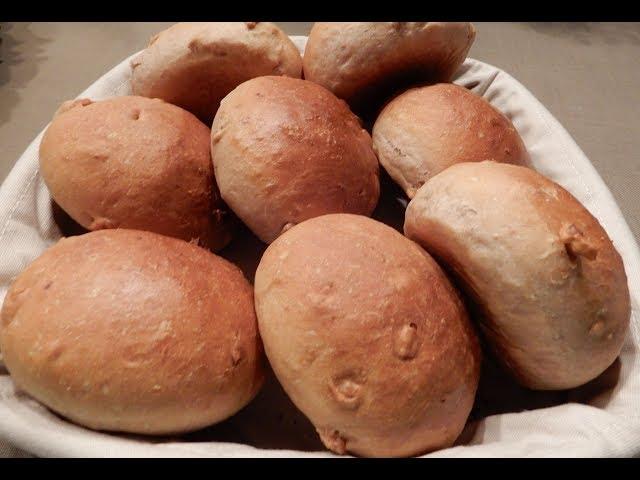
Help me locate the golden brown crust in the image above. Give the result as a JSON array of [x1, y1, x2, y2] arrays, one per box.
[[254, 214, 481, 457], [404, 162, 630, 390], [373, 83, 531, 198], [0, 229, 264, 435], [39, 95, 232, 251], [130, 22, 303, 124], [211, 76, 380, 244], [303, 22, 476, 113]]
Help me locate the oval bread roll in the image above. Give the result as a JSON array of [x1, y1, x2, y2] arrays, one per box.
[[0, 229, 264, 435], [255, 214, 481, 457], [39, 96, 232, 251], [131, 22, 303, 124], [211, 76, 380, 244], [303, 22, 475, 113], [404, 162, 630, 390], [373, 83, 530, 198]]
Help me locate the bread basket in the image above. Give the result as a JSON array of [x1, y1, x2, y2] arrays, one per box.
[[1, 36, 639, 458]]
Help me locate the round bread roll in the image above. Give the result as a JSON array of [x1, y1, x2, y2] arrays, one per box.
[[131, 22, 303, 124], [211, 76, 380, 244], [39, 96, 232, 251], [303, 22, 475, 113], [0, 229, 264, 435], [255, 214, 481, 457], [373, 83, 531, 198], [404, 161, 630, 390]]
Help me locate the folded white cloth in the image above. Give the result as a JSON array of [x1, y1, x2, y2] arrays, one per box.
[[0, 36, 638, 458]]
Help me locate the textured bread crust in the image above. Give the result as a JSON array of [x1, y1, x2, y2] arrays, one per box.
[[373, 83, 531, 198], [211, 76, 380, 244], [131, 22, 303, 124], [39, 96, 232, 251], [0, 229, 264, 435], [303, 22, 475, 112], [254, 214, 481, 457], [404, 162, 630, 390]]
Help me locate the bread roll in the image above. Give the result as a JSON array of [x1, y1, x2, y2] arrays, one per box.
[[303, 22, 475, 114], [211, 76, 380, 244], [0, 229, 264, 435], [131, 22, 302, 124], [404, 162, 630, 390], [39, 96, 232, 251], [373, 83, 530, 198], [254, 214, 481, 457]]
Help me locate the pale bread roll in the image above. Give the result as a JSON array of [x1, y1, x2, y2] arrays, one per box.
[[404, 162, 630, 390]]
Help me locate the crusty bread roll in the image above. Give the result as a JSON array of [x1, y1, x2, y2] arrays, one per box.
[[254, 214, 481, 457], [211, 76, 380, 244], [131, 22, 303, 124], [39, 96, 232, 251], [303, 22, 475, 114], [373, 83, 531, 198], [0, 229, 264, 435], [404, 162, 630, 390]]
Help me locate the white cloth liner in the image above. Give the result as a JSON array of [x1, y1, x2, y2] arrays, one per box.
[[0, 36, 639, 458]]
